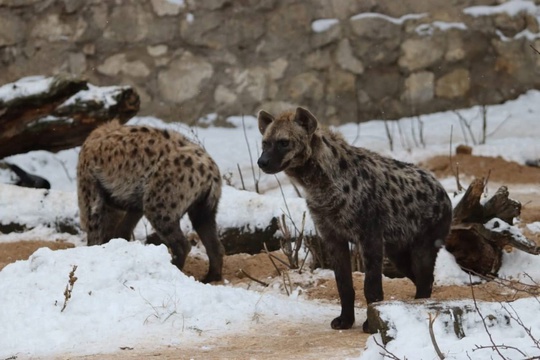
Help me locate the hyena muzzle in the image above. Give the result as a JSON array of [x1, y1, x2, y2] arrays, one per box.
[[257, 107, 452, 332], [77, 120, 224, 283]]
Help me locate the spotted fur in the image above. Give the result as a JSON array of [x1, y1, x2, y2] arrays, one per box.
[[77, 120, 224, 283], [257, 108, 452, 331]]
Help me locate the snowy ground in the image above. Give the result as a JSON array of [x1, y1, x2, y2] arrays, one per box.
[[1, 76, 540, 359]]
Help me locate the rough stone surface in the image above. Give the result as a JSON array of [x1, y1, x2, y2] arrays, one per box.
[[157, 52, 214, 103], [0, 0, 539, 124], [399, 37, 445, 71], [404, 71, 435, 104], [436, 69, 471, 99]]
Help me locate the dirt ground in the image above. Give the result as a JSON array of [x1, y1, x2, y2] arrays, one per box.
[[1, 154, 539, 359]]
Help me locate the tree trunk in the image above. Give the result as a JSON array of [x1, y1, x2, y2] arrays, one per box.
[[0, 75, 140, 158], [446, 178, 538, 276]]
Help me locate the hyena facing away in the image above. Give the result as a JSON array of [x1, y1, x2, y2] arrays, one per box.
[[257, 108, 452, 332], [77, 120, 224, 283]]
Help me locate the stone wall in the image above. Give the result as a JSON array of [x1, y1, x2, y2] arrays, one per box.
[[1, 0, 540, 125]]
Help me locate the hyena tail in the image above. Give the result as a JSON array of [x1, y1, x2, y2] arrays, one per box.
[[77, 167, 91, 232]]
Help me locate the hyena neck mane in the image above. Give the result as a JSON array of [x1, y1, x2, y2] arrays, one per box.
[[285, 127, 351, 190]]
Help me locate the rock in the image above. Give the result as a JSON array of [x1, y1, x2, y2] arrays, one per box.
[[68, 52, 87, 75], [435, 68, 470, 99], [214, 85, 237, 105], [335, 39, 364, 75], [268, 58, 288, 80], [0, 12, 25, 47], [311, 21, 342, 48], [104, 4, 152, 42], [286, 72, 324, 102], [234, 67, 268, 101], [157, 52, 214, 103], [403, 71, 435, 104], [97, 54, 151, 78], [147, 44, 168, 57], [456, 144, 473, 155], [399, 37, 445, 71], [30, 14, 73, 42], [150, 0, 184, 16]]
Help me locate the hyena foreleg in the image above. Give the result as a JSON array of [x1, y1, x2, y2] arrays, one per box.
[[322, 230, 356, 330]]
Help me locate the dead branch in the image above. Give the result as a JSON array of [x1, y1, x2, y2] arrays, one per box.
[[428, 312, 445, 360]]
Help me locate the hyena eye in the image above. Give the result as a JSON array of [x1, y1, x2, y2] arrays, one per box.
[[262, 140, 269, 150], [277, 140, 290, 149]]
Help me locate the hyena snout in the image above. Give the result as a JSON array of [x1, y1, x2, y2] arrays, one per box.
[[257, 151, 282, 174]]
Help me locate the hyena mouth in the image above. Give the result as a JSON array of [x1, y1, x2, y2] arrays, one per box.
[[261, 159, 292, 174]]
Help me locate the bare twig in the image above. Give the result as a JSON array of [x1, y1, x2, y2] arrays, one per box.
[[486, 115, 511, 139], [263, 242, 285, 275], [351, 121, 362, 146], [384, 120, 394, 152], [428, 312, 445, 360], [530, 44, 540, 55], [396, 120, 411, 152], [449, 125, 463, 192], [241, 114, 260, 193], [237, 164, 246, 190], [454, 110, 477, 145], [373, 336, 405, 360], [61, 265, 78, 312], [469, 274, 507, 360], [240, 269, 269, 287], [500, 302, 540, 349], [480, 105, 487, 145], [417, 115, 425, 148], [282, 271, 292, 296]]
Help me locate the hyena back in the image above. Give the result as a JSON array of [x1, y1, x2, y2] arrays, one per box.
[[77, 120, 224, 283], [257, 108, 452, 332]]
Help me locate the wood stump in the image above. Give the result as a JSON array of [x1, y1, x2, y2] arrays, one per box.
[[446, 178, 539, 276], [0, 75, 140, 158]]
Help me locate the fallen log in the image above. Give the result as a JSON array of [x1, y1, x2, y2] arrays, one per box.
[[445, 178, 538, 276], [367, 298, 519, 345], [0, 75, 140, 158]]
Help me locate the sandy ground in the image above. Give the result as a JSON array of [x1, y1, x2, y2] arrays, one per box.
[[1, 154, 539, 359]]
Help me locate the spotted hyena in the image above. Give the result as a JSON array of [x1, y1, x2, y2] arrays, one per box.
[[257, 108, 452, 332], [77, 120, 224, 283]]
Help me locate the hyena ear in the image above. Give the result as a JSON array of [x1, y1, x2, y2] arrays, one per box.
[[258, 110, 274, 135], [294, 107, 318, 136]]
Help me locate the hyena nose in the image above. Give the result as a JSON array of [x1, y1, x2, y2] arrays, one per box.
[[257, 157, 269, 169]]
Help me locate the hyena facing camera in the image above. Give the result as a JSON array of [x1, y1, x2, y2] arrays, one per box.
[[257, 108, 452, 332], [77, 120, 224, 283]]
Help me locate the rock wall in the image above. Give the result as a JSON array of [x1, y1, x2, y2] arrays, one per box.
[[1, 0, 540, 125]]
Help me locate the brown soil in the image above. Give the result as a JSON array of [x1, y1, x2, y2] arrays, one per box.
[[2, 154, 539, 359], [421, 153, 540, 185]]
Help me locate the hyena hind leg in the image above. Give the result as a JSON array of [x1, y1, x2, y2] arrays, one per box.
[[410, 231, 447, 299], [84, 190, 125, 246], [145, 213, 191, 271], [188, 200, 224, 283], [114, 210, 143, 241]]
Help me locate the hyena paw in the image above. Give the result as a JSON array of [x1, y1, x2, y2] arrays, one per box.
[[201, 272, 222, 284], [362, 319, 378, 333], [331, 315, 354, 330]]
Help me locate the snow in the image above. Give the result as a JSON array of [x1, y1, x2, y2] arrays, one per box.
[[0, 239, 338, 358], [350, 12, 427, 24], [1, 78, 540, 358], [311, 18, 339, 33], [361, 298, 540, 360], [416, 21, 467, 36], [61, 83, 130, 108], [0, 76, 53, 103], [464, 0, 537, 18]]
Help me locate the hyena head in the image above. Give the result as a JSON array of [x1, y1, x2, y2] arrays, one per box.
[[257, 107, 318, 174]]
